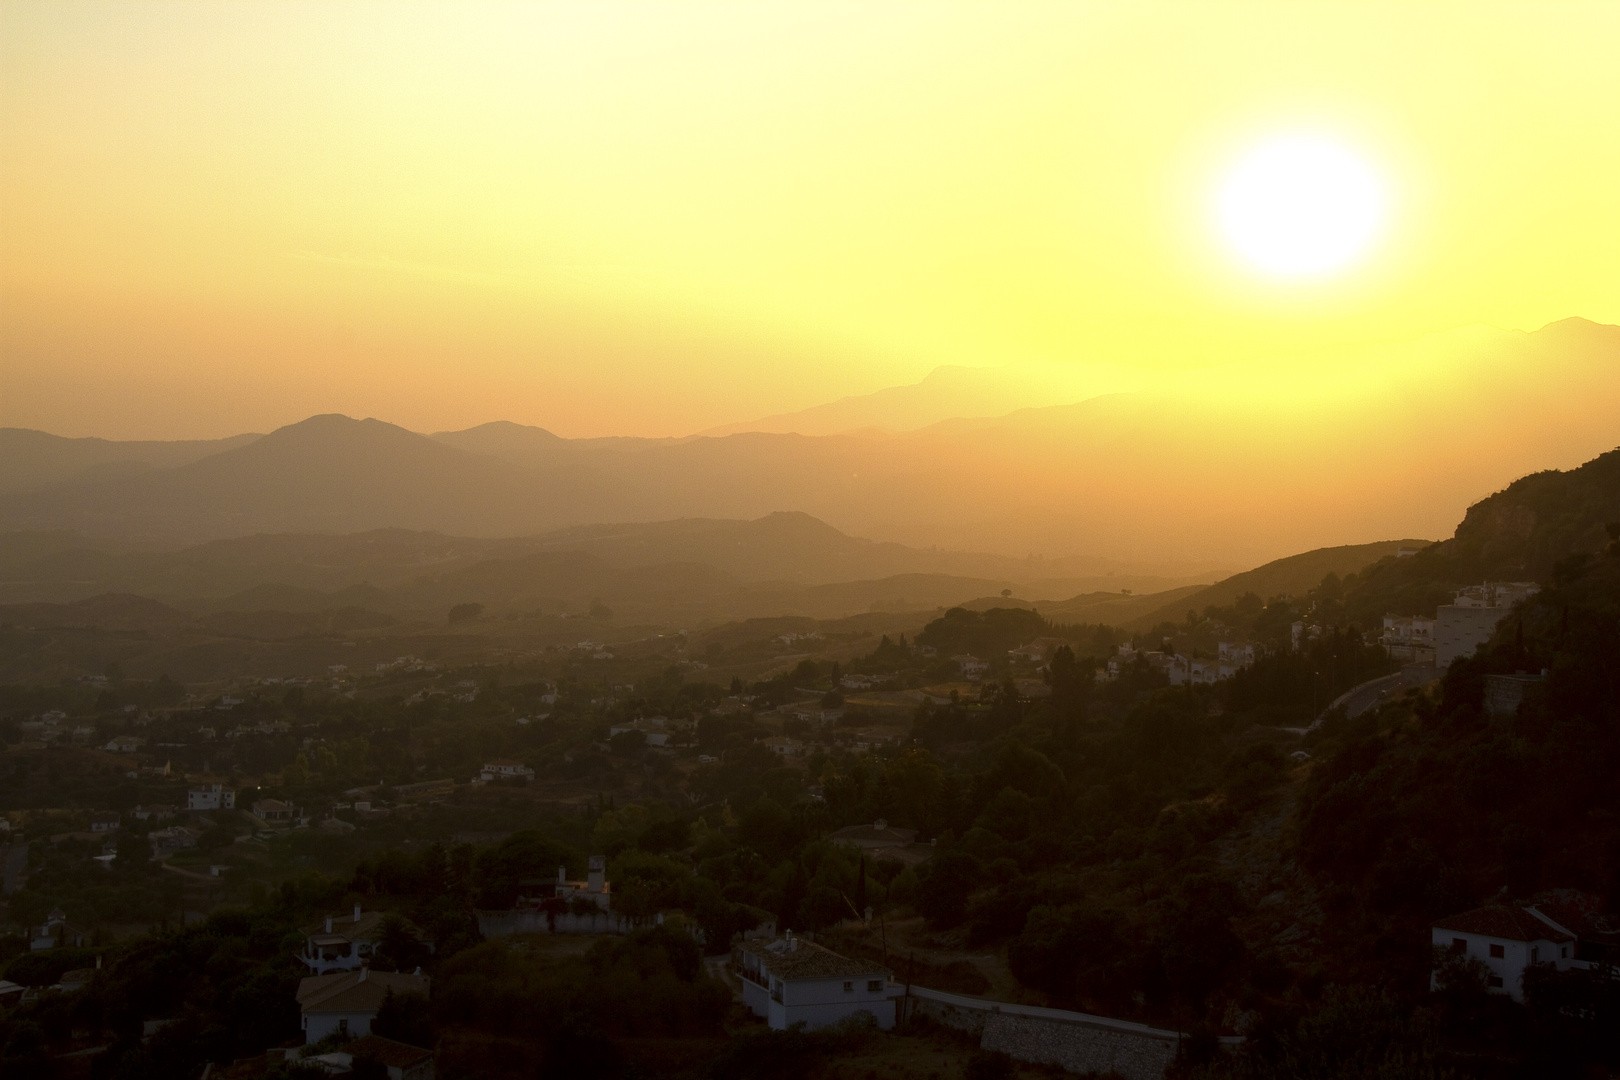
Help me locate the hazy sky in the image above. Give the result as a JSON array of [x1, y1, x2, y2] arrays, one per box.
[[2, 1, 1618, 439]]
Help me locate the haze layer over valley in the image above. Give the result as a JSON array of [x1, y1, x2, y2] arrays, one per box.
[[3, 319, 1616, 571]]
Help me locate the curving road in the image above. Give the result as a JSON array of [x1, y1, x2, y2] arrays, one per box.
[[1310, 664, 1438, 732]]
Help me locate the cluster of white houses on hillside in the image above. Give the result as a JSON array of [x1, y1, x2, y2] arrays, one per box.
[[1097, 641, 1258, 686], [1386, 581, 1541, 668]]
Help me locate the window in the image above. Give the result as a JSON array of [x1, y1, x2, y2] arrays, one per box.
[[867, 980, 883, 992], [338, 1019, 349, 1036], [1489, 943, 1505, 958], [1561, 946, 1569, 959], [1451, 938, 1467, 953], [1487, 976, 1504, 988], [843, 982, 853, 993], [1531, 947, 1539, 962]]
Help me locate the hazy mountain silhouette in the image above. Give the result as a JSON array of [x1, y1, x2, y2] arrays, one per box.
[[695, 362, 1110, 437], [2, 319, 1615, 567], [0, 428, 261, 496]]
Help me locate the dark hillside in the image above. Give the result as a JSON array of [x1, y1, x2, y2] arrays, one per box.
[[1129, 539, 1433, 631], [1341, 446, 1620, 624]]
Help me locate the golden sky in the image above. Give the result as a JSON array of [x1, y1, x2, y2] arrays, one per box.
[[2, 1, 1618, 440]]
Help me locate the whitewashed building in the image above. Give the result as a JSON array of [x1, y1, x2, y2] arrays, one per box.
[[1382, 615, 1437, 664], [734, 933, 901, 1030], [296, 968, 429, 1044], [187, 784, 235, 811], [1435, 582, 1540, 667], [299, 905, 393, 974], [478, 758, 535, 782], [1431, 902, 1581, 1002], [554, 855, 612, 911]]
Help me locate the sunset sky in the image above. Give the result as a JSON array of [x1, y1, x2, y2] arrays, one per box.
[[2, 1, 1618, 440]]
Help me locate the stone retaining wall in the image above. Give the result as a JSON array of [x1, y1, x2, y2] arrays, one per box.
[[904, 986, 1223, 1080], [980, 1011, 1176, 1080]]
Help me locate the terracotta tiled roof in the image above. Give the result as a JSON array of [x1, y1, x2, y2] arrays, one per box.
[[297, 969, 428, 1015], [1434, 905, 1573, 943], [346, 1034, 433, 1068], [739, 937, 889, 981]]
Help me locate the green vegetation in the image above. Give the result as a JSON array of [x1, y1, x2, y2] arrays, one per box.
[[3, 451, 1619, 1077]]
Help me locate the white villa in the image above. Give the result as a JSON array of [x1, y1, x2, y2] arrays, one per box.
[[734, 933, 901, 1030], [297, 968, 429, 1044], [1431, 893, 1616, 1002]]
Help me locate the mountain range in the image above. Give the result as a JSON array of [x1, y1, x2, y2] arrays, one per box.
[[0, 319, 1615, 570]]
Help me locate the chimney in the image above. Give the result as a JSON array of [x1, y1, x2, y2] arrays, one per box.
[[359, 966, 367, 982], [588, 854, 605, 894], [325, 916, 333, 933], [558, 865, 566, 885], [353, 903, 361, 923]]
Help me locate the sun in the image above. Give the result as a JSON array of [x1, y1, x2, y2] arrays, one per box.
[[1215, 134, 1388, 279]]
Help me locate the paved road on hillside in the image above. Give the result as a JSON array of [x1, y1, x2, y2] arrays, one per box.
[[1309, 664, 1438, 732]]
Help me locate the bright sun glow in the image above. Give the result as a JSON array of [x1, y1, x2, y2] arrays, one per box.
[[1216, 135, 1388, 279]]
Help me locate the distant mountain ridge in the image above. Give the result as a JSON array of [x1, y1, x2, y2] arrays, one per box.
[[2, 318, 1616, 567]]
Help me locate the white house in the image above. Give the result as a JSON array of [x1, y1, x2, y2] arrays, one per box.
[[299, 905, 393, 973], [104, 735, 144, 753], [734, 933, 901, 1030], [1217, 641, 1257, 667], [296, 967, 429, 1044], [951, 654, 989, 680], [1431, 903, 1578, 1002], [89, 812, 120, 833], [1435, 582, 1540, 667], [762, 736, 806, 758], [149, 825, 202, 857], [29, 909, 88, 951], [1381, 615, 1437, 664], [478, 758, 535, 782], [187, 784, 235, 811], [252, 798, 297, 825], [554, 855, 612, 911]]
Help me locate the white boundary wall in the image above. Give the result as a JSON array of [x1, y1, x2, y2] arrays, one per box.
[[903, 985, 1241, 1080]]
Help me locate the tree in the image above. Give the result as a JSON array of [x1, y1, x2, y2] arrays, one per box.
[[372, 989, 434, 1047]]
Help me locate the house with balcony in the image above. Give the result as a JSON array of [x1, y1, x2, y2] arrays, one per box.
[[299, 904, 394, 974], [733, 933, 901, 1030], [1382, 614, 1437, 664]]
